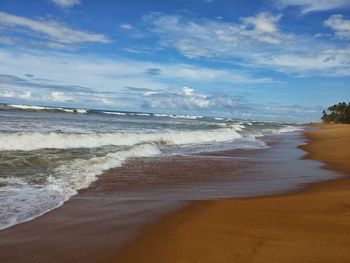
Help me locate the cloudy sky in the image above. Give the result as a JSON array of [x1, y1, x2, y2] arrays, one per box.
[[0, 0, 349, 122]]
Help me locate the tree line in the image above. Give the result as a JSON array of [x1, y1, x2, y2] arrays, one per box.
[[321, 102, 350, 124]]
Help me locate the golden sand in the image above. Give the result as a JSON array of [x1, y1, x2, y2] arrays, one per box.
[[113, 124, 350, 263]]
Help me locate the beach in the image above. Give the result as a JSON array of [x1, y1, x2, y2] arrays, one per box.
[[0, 122, 349, 262], [112, 124, 350, 263], [2, 1, 350, 261], [2, 1, 350, 262]]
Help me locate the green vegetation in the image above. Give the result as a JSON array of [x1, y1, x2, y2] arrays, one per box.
[[321, 102, 350, 124]]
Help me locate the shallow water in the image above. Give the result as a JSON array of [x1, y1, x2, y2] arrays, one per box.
[[85, 130, 340, 199]]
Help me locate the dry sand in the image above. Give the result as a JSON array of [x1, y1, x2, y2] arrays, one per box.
[[113, 124, 350, 263]]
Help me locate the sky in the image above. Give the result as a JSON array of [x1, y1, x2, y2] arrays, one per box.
[[0, 0, 349, 122]]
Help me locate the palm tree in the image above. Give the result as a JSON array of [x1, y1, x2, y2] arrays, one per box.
[[322, 102, 350, 124]]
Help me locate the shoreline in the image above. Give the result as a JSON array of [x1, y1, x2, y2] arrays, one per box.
[[111, 124, 350, 263], [0, 126, 314, 232], [0, 125, 348, 262]]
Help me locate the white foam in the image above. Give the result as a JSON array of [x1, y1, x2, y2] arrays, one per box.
[[8, 104, 51, 111], [153, 113, 204, 120], [51, 144, 161, 196], [154, 113, 168, 117], [176, 114, 203, 120], [168, 114, 203, 120], [0, 144, 161, 230], [76, 109, 88, 114], [0, 177, 66, 231], [228, 123, 245, 131], [0, 128, 242, 151], [102, 111, 127, 116], [278, 125, 304, 133], [6, 104, 88, 114]]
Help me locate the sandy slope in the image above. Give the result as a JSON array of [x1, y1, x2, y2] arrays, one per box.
[[113, 124, 350, 263]]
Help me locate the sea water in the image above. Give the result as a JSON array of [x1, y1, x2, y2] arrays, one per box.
[[0, 104, 301, 230]]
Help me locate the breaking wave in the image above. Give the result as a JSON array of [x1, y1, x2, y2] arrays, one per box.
[[0, 143, 161, 230], [0, 128, 242, 151], [1, 104, 88, 114]]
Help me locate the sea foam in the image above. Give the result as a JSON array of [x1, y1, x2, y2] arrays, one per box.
[[0, 143, 161, 230], [4, 104, 88, 114], [0, 128, 242, 151]]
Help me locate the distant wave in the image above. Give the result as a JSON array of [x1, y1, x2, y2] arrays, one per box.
[[101, 111, 151, 117], [169, 114, 203, 120], [3, 104, 216, 121], [0, 128, 242, 151], [102, 111, 127, 116], [153, 113, 203, 120], [0, 104, 88, 114], [101, 110, 205, 120]]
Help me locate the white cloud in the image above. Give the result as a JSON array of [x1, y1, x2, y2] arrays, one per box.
[[254, 48, 350, 76], [275, 0, 350, 13], [48, 91, 72, 102], [143, 86, 210, 110], [0, 49, 270, 98], [122, 48, 146, 54], [18, 91, 32, 99], [0, 11, 109, 49], [0, 49, 326, 121], [161, 65, 273, 84], [144, 12, 288, 59], [324, 14, 350, 39], [240, 12, 283, 44], [0, 48, 277, 110], [98, 98, 114, 105], [51, 0, 81, 9], [0, 90, 16, 98], [242, 12, 280, 33], [142, 12, 350, 77], [143, 86, 248, 111], [140, 85, 323, 122], [119, 23, 133, 30], [0, 89, 32, 100], [182, 87, 195, 96]]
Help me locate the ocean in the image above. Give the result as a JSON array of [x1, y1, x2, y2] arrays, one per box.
[[0, 104, 302, 230]]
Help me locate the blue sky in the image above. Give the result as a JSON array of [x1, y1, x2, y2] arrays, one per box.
[[0, 0, 349, 122]]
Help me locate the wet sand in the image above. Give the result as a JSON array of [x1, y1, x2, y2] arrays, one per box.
[[112, 124, 350, 263]]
